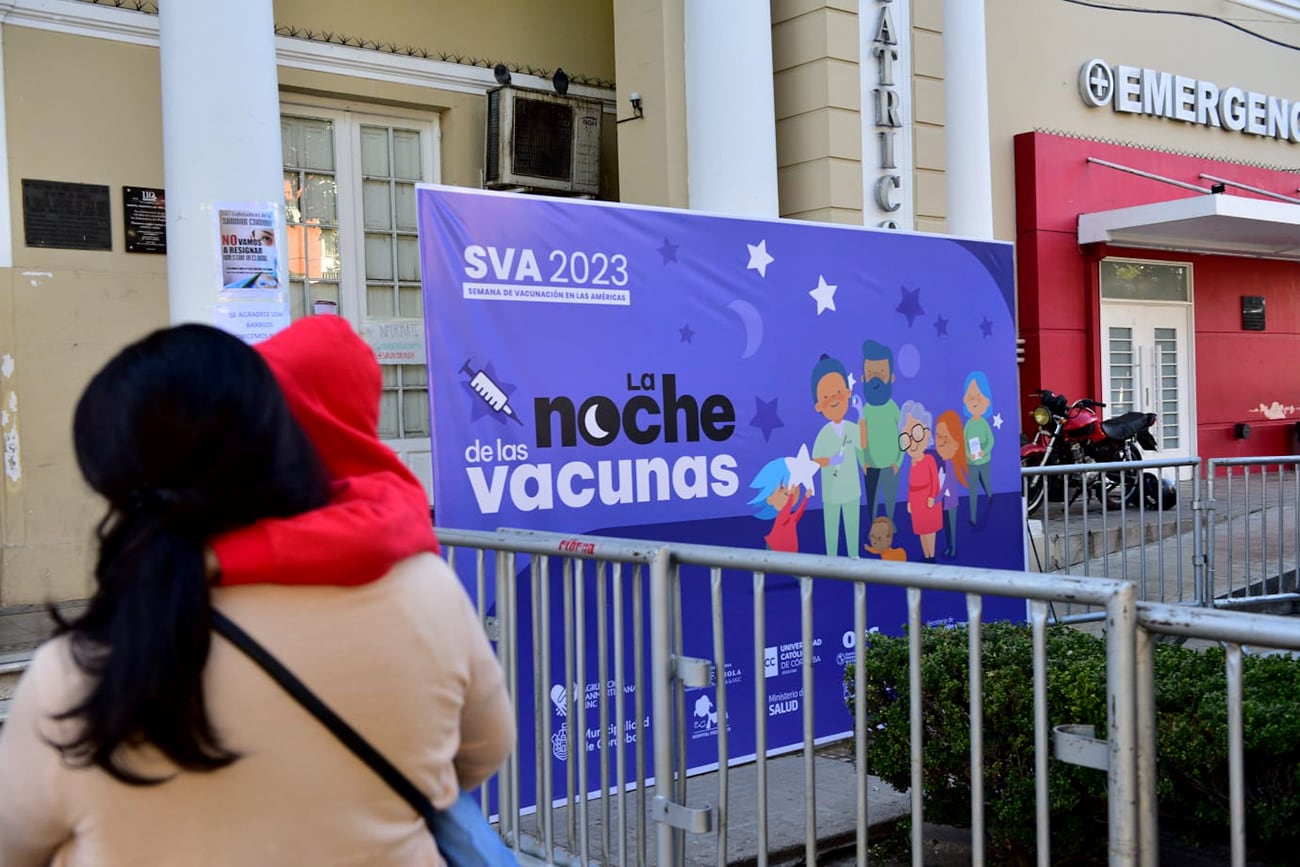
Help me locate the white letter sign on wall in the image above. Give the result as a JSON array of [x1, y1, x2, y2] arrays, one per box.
[[862, 0, 914, 230], [1079, 58, 1300, 143]]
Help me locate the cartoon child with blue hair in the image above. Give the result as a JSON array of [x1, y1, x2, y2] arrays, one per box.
[[748, 457, 809, 553], [963, 370, 995, 526]]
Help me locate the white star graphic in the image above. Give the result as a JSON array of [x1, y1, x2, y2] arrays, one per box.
[[746, 240, 774, 277], [847, 372, 857, 391], [992, 413, 1004, 430], [785, 444, 819, 497], [809, 275, 837, 314]]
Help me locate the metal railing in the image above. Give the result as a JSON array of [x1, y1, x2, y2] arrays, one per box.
[[1023, 455, 1300, 617], [1133, 602, 1300, 867], [1205, 457, 1300, 609], [437, 462, 1300, 865], [440, 528, 1145, 865]]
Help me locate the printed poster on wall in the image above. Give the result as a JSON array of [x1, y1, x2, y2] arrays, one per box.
[[218, 204, 282, 289], [419, 185, 1024, 805], [213, 202, 290, 344]]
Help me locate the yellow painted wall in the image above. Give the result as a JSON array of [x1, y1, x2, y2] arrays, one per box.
[[611, 0, 687, 207], [274, 0, 616, 84], [1, 27, 169, 604], [773, 0, 864, 224]]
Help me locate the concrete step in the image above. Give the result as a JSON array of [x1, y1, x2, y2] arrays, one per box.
[[1030, 512, 1188, 572]]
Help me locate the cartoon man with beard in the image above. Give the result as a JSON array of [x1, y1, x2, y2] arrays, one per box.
[[858, 340, 903, 524]]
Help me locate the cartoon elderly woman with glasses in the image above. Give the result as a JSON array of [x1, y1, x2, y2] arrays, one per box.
[[899, 400, 942, 562]]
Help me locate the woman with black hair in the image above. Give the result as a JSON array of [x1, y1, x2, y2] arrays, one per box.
[[0, 324, 514, 865]]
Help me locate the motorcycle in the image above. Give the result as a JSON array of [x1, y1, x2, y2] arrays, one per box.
[[1020, 389, 1176, 514]]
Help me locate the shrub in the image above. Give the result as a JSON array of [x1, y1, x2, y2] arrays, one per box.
[[844, 623, 1300, 862]]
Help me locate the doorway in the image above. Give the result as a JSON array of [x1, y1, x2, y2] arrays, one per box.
[[1098, 259, 1195, 467]]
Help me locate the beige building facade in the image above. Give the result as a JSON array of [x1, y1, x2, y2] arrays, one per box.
[[3, 0, 1297, 606]]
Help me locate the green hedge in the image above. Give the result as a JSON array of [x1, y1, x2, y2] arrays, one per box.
[[844, 622, 1300, 862]]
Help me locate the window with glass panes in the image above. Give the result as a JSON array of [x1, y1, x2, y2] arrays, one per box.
[[360, 124, 428, 439], [280, 109, 434, 449], [282, 116, 341, 319]]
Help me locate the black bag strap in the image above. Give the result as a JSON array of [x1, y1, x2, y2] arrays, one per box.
[[210, 609, 438, 834]]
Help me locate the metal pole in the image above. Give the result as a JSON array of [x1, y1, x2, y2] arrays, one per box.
[[908, 586, 924, 866], [1135, 626, 1157, 866], [597, 562, 613, 864], [710, 567, 730, 867], [1226, 643, 1246, 867], [1031, 600, 1049, 867], [854, 582, 868, 867], [754, 572, 770, 867], [801, 576, 817, 867], [650, 547, 677, 867], [968, 594, 985, 866], [1106, 584, 1139, 865], [612, 563, 629, 867]]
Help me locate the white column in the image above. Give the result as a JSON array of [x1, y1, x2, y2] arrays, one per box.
[[158, 0, 284, 326], [684, 1, 779, 217], [942, 0, 994, 238]]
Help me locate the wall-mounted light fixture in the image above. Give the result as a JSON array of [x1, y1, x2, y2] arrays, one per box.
[[1235, 422, 1252, 440], [1210, 182, 1226, 194], [617, 91, 644, 124]]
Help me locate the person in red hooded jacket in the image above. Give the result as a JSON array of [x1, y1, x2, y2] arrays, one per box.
[[211, 314, 440, 586]]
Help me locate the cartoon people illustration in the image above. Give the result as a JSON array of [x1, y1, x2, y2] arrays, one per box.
[[810, 354, 863, 558], [748, 457, 809, 553], [899, 400, 943, 562], [858, 340, 902, 524], [864, 515, 907, 562], [934, 409, 969, 558], [962, 371, 995, 526]]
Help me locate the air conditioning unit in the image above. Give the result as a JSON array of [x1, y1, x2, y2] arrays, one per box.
[[485, 86, 602, 196]]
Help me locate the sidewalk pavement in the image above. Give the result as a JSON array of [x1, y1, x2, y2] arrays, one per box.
[[513, 745, 910, 866]]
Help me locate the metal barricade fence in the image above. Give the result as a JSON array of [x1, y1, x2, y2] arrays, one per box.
[[1023, 455, 1300, 618], [440, 530, 662, 867], [439, 527, 1142, 867], [1205, 457, 1300, 610], [440, 526, 1300, 866], [1021, 456, 1201, 622], [1133, 602, 1300, 867]]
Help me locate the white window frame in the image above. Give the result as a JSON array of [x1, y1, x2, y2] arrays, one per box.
[[280, 97, 441, 500]]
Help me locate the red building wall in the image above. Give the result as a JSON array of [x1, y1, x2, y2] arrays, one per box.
[[1014, 132, 1300, 459]]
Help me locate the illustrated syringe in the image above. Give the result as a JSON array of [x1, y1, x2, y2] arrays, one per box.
[[461, 359, 524, 425]]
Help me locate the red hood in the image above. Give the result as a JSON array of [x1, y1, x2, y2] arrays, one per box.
[[210, 314, 439, 588], [256, 315, 386, 480]]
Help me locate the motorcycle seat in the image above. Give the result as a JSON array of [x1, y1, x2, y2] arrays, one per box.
[[1102, 411, 1157, 441]]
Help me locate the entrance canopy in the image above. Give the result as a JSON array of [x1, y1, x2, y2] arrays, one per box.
[[1078, 194, 1300, 261]]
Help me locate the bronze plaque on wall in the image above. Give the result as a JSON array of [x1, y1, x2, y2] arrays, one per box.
[[22, 179, 112, 250], [123, 186, 166, 254]]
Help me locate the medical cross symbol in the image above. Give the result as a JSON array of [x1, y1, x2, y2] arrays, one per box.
[[1079, 59, 1115, 107], [1088, 66, 1112, 102]]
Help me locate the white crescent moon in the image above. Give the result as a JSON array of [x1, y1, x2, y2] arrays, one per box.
[[584, 404, 610, 439], [727, 299, 764, 359]]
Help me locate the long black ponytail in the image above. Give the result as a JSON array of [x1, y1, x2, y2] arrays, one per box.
[[54, 324, 330, 784]]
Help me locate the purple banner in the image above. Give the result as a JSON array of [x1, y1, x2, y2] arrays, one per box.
[[419, 186, 1024, 803]]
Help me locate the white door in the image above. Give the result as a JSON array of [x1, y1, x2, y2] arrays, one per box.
[[1101, 302, 1194, 462]]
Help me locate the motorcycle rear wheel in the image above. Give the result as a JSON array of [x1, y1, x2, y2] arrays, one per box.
[[1100, 444, 1142, 511]]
